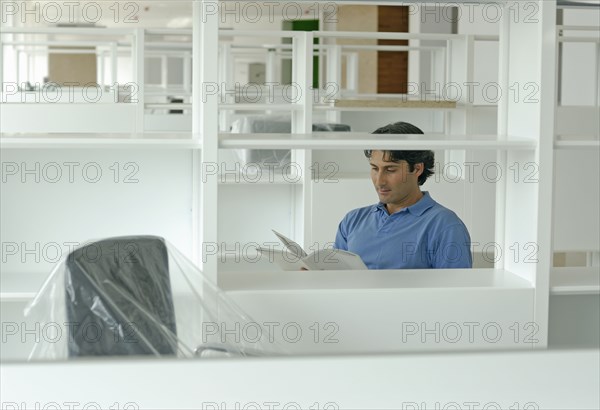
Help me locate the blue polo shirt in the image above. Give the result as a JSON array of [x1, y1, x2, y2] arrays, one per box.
[[334, 191, 472, 269]]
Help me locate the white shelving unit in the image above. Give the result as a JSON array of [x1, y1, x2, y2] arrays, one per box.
[[547, 19, 599, 350], [2, 0, 598, 360], [198, 0, 558, 350]]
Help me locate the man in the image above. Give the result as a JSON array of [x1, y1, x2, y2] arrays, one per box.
[[334, 122, 472, 269]]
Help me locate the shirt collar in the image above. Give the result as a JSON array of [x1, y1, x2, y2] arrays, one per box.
[[372, 191, 435, 216]]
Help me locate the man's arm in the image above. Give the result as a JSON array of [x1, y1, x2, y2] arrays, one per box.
[[431, 224, 472, 269]]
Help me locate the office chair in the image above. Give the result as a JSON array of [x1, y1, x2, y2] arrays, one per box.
[[65, 236, 178, 357], [231, 114, 351, 169]]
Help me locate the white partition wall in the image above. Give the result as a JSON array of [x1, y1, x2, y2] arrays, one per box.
[[3, 350, 599, 409]]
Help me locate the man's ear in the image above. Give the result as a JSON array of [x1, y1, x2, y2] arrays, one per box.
[[413, 163, 425, 177]]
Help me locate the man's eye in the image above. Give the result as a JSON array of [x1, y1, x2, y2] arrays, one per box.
[[386, 168, 397, 172]]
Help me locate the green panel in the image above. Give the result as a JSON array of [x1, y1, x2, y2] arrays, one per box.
[[281, 19, 319, 89]]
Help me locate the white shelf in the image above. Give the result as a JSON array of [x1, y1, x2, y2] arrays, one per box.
[[554, 140, 600, 149], [219, 133, 537, 150], [315, 30, 464, 41], [220, 103, 465, 113], [218, 173, 302, 185], [220, 103, 303, 111], [0, 133, 202, 149], [219, 268, 533, 292], [314, 104, 459, 112], [1, 27, 135, 36], [313, 103, 498, 112], [311, 172, 366, 180], [550, 267, 600, 295]]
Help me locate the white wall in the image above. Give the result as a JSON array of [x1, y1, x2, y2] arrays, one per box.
[[1, 149, 194, 277]]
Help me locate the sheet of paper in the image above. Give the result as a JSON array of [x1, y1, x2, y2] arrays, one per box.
[[271, 230, 307, 258]]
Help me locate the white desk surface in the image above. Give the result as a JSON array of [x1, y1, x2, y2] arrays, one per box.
[[219, 268, 533, 292]]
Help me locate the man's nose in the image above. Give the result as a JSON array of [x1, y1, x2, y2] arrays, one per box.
[[375, 171, 386, 186]]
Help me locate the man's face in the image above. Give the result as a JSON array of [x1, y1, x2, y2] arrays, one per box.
[[369, 150, 423, 208]]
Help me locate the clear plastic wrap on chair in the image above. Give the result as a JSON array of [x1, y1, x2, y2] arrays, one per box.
[[24, 236, 279, 360]]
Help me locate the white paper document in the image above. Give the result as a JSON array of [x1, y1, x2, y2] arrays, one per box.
[[257, 230, 367, 271]]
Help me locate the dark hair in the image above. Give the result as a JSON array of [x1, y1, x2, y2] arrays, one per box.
[[364, 122, 435, 186]]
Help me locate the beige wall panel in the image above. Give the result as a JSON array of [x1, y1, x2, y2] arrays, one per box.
[[48, 48, 97, 86], [337, 6, 377, 94]]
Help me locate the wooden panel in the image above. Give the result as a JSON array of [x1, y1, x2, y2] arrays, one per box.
[[377, 6, 409, 94]]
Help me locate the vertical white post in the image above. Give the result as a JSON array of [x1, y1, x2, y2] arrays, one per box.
[[500, 0, 557, 348], [0, 35, 4, 90], [461, 36, 474, 229], [535, 0, 558, 349], [495, 5, 511, 271], [26, 52, 31, 83], [408, 8, 421, 90], [98, 51, 104, 87], [16, 50, 21, 85], [445, 35, 472, 236], [160, 55, 168, 90], [183, 51, 191, 94], [266, 48, 277, 83], [133, 28, 145, 132], [317, 9, 324, 91], [292, 31, 313, 132], [111, 42, 117, 85], [291, 31, 313, 248], [429, 49, 436, 89], [594, 42, 600, 107], [325, 44, 341, 123], [193, 0, 219, 281], [346, 52, 358, 95], [218, 43, 231, 131], [445, 35, 472, 180]]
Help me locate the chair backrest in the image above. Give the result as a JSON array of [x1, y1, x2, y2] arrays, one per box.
[[65, 236, 177, 357]]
